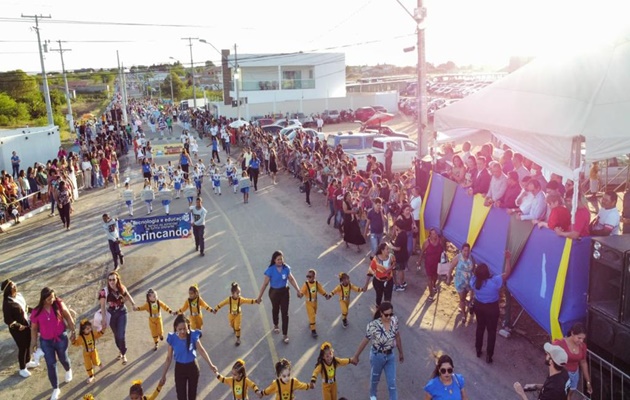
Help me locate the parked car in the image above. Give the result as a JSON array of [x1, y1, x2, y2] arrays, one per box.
[[252, 117, 274, 127], [326, 131, 382, 150], [346, 136, 418, 171], [371, 105, 388, 113], [322, 110, 341, 124], [290, 113, 316, 128], [261, 124, 284, 135], [274, 118, 302, 128], [279, 127, 325, 143], [362, 125, 409, 138], [354, 106, 376, 122]]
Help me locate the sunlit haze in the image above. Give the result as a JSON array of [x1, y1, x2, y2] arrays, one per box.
[[1, 0, 628, 73]]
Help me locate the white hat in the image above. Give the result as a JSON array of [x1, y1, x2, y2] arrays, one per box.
[[543, 342, 568, 366]]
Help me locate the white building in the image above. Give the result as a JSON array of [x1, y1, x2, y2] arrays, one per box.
[[228, 52, 346, 104], [0, 125, 61, 173]]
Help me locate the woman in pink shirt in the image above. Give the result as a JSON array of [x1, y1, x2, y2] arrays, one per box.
[[30, 287, 76, 400]]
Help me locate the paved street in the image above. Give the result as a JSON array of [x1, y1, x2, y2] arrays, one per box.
[[0, 119, 543, 399]]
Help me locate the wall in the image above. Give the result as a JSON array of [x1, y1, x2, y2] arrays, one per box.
[[211, 91, 399, 120], [0, 126, 61, 172]]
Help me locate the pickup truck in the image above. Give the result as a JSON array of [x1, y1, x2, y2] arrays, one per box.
[[346, 136, 419, 172]]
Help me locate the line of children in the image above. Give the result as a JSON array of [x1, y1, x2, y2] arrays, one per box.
[[259, 358, 310, 399], [300, 269, 330, 338], [177, 284, 213, 330], [213, 282, 258, 346], [329, 272, 364, 328], [216, 359, 261, 400], [71, 319, 105, 384], [134, 289, 175, 351]]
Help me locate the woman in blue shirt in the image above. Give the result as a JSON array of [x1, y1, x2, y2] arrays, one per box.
[[179, 149, 192, 180], [159, 314, 218, 400], [248, 153, 260, 192], [424, 354, 468, 400], [256, 250, 303, 344], [470, 250, 513, 364]]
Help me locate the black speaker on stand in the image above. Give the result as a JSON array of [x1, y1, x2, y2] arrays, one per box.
[[587, 236, 630, 399]]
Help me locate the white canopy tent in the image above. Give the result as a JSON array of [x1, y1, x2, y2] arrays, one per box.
[[434, 31, 630, 178]]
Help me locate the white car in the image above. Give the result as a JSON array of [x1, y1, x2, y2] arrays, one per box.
[[279, 127, 325, 143], [274, 119, 302, 128]]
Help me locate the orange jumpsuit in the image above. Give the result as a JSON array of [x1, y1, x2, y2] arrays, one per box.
[[330, 283, 363, 320], [300, 281, 328, 331], [214, 296, 256, 339], [71, 330, 104, 377], [217, 373, 260, 399], [137, 300, 173, 343], [262, 378, 310, 400], [311, 357, 351, 400], [178, 297, 212, 330]]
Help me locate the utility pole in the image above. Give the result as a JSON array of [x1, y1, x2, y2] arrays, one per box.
[[170, 73, 174, 103], [51, 40, 74, 133], [22, 14, 54, 126], [115, 51, 128, 125], [121, 62, 129, 121], [234, 44, 240, 120], [182, 37, 199, 109], [415, 1, 428, 159]]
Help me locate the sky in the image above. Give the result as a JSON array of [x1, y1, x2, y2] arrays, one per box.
[[0, 0, 629, 74]]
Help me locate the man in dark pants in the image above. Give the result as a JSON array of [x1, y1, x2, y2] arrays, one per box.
[[190, 197, 207, 256], [102, 213, 124, 270], [384, 143, 393, 179], [514, 343, 570, 400]]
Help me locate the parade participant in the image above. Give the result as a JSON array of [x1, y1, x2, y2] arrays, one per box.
[[240, 170, 251, 204], [390, 224, 410, 292], [167, 161, 175, 181], [129, 379, 164, 400], [30, 287, 76, 400], [179, 149, 193, 179], [141, 158, 151, 182], [256, 250, 303, 344], [173, 170, 183, 199], [212, 167, 222, 195], [158, 185, 173, 215], [363, 243, 395, 307], [351, 301, 404, 400], [342, 192, 366, 252], [216, 359, 261, 399], [184, 179, 196, 206], [151, 163, 160, 189], [134, 288, 175, 351], [2, 279, 38, 378], [310, 342, 353, 400], [447, 243, 474, 315], [71, 319, 105, 384], [423, 354, 469, 400], [299, 269, 330, 338], [193, 166, 203, 197], [111, 153, 120, 188], [470, 251, 513, 364], [102, 213, 124, 270], [248, 153, 261, 191], [213, 282, 258, 346], [54, 180, 73, 231], [141, 179, 155, 215], [260, 358, 310, 399], [330, 272, 363, 329], [190, 197, 207, 256], [177, 284, 212, 330], [159, 314, 218, 400], [269, 148, 278, 185], [99, 271, 136, 365], [122, 181, 134, 216]]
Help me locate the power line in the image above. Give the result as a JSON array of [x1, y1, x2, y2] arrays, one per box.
[[0, 16, 222, 29]]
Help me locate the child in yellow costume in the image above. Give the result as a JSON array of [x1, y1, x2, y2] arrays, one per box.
[[310, 342, 354, 400], [177, 284, 212, 330], [299, 269, 330, 338], [216, 358, 261, 399], [129, 379, 164, 400], [261, 358, 310, 399], [213, 282, 258, 346], [134, 288, 175, 351], [71, 319, 105, 384], [329, 273, 363, 328]]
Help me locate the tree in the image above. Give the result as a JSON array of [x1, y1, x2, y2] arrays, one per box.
[[205, 60, 215, 68], [160, 72, 184, 100], [0, 92, 29, 126], [0, 70, 39, 101]]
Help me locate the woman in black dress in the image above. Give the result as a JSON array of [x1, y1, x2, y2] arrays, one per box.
[[2, 279, 38, 378], [342, 192, 366, 252]]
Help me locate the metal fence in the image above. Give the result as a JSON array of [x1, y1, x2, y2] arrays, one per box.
[[576, 350, 630, 400]]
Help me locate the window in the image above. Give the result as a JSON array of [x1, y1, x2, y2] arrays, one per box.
[[373, 141, 384, 150], [391, 141, 402, 152], [404, 141, 418, 151]]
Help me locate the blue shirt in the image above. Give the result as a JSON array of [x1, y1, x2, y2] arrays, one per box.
[[166, 330, 202, 364], [367, 209, 385, 234], [470, 274, 503, 303], [249, 159, 260, 169], [424, 374, 466, 399], [180, 154, 189, 166], [264, 264, 291, 289]]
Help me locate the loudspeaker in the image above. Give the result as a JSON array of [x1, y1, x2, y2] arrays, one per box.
[[589, 236, 630, 323], [587, 308, 630, 366]]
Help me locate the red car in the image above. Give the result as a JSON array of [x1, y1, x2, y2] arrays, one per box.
[[354, 106, 376, 122]]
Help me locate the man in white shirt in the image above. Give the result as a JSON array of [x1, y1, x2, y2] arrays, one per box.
[[484, 162, 508, 206], [590, 191, 620, 235], [102, 213, 123, 270], [190, 197, 208, 256], [519, 179, 547, 222], [316, 116, 324, 132], [409, 187, 422, 254], [512, 153, 530, 182]]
